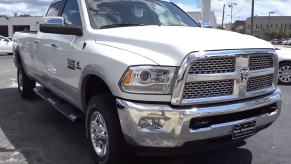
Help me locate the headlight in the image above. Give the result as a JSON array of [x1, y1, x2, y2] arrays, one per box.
[[120, 66, 176, 94]]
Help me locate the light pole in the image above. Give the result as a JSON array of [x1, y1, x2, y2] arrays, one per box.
[[269, 12, 274, 28], [228, 3, 237, 25], [222, 4, 225, 29]]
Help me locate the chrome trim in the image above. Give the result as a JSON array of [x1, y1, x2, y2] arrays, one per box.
[[190, 109, 278, 133], [187, 72, 237, 82], [172, 49, 278, 105], [249, 68, 275, 77], [117, 88, 281, 147], [186, 68, 274, 82], [246, 86, 276, 96]]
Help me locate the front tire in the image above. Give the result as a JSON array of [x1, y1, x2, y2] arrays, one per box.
[[17, 62, 35, 99], [86, 94, 128, 164], [278, 62, 291, 85]]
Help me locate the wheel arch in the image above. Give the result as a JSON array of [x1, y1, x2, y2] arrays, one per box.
[[14, 47, 29, 76], [80, 72, 114, 113], [279, 60, 291, 65]]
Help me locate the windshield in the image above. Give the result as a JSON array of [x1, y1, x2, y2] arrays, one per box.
[[85, 0, 199, 29]]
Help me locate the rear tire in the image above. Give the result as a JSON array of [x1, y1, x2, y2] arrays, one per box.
[[7, 53, 13, 55], [86, 94, 130, 164], [17, 62, 36, 99]]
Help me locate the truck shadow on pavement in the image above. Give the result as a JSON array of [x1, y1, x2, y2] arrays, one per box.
[[0, 88, 252, 164]]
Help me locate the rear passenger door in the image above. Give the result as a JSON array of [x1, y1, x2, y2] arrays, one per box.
[[35, 0, 65, 87], [47, 0, 84, 104]]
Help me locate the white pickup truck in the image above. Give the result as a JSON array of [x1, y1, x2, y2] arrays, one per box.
[[13, 0, 281, 163]]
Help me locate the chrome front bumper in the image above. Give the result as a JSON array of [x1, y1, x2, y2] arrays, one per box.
[[116, 89, 281, 148]]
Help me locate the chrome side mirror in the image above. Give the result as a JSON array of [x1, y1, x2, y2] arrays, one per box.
[[200, 20, 212, 28], [40, 16, 83, 36], [42, 17, 65, 25]]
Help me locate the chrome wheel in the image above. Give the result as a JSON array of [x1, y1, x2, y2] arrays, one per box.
[[90, 111, 109, 158], [18, 69, 23, 91], [278, 65, 291, 83]]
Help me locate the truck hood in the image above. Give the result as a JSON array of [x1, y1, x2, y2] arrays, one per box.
[[94, 26, 274, 66]]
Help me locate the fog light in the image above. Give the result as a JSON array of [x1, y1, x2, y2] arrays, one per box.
[[140, 118, 164, 129]]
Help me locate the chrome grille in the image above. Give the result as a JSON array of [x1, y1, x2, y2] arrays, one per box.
[[183, 80, 234, 99], [188, 57, 236, 74], [247, 74, 273, 92], [173, 49, 277, 105], [249, 55, 273, 70]]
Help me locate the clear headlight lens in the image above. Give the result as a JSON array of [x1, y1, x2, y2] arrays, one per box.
[[120, 66, 176, 94]]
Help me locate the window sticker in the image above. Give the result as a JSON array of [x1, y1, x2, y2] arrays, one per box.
[[132, 5, 144, 17]]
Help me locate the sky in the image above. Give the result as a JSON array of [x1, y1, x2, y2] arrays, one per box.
[[0, 0, 291, 24]]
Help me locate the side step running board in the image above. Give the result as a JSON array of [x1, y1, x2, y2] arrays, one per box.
[[33, 87, 83, 122]]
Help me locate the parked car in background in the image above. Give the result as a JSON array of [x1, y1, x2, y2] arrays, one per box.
[[0, 35, 13, 55], [282, 39, 291, 45], [199, 20, 213, 28], [7, 37, 16, 42], [277, 38, 286, 45], [276, 48, 291, 84], [270, 39, 278, 45]]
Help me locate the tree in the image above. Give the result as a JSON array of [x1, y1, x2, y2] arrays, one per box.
[[281, 28, 290, 38], [266, 27, 280, 39], [19, 14, 31, 17], [0, 15, 8, 17], [288, 30, 291, 39]]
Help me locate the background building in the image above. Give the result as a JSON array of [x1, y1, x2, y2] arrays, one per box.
[[224, 23, 232, 31], [233, 20, 246, 34], [187, 12, 217, 28], [0, 16, 42, 37], [201, 0, 211, 23], [245, 16, 291, 40]]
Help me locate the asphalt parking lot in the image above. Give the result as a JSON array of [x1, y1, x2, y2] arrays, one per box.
[[0, 54, 290, 164]]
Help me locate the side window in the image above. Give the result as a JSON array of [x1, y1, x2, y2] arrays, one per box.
[[46, 1, 62, 16], [61, 0, 81, 26]]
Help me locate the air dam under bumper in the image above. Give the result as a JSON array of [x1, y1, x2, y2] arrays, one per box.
[[116, 88, 281, 148]]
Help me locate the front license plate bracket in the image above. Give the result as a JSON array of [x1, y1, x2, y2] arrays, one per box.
[[232, 120, 257, 140]]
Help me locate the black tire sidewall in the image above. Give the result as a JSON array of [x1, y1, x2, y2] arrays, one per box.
[[278, 62, 291, 85], [86, 94, 124, 164], [17, 68, 22, 93], [17, 62, 35, 98]]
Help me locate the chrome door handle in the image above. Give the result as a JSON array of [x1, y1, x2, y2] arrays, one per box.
[[51, 43, 58, 48], [33, 40, 39, 44]]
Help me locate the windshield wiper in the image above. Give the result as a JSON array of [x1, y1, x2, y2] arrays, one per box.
[[159, 23, 185, 27], [100, 23, 145, 29]]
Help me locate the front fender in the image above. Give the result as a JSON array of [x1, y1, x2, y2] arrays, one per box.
[[77, 41, 172, 108]]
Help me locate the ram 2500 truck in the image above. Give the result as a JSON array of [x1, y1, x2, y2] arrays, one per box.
[[13, 0, 281, 163]]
